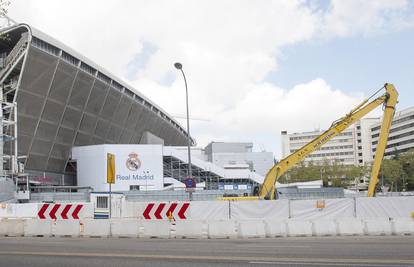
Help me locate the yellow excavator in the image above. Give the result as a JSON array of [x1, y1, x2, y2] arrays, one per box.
[[222, 83, 398, 200]]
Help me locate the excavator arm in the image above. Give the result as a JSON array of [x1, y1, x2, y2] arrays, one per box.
[[259, 83, 398, 199], [367, 84, 398, 196]]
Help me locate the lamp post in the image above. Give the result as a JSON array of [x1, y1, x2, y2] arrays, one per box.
[[174, 62, 193, 200]]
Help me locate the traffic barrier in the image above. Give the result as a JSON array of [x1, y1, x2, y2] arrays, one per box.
[[391, 218, 414, 235], [142, 202, 189, 220], [311, 220, 337, 236], [264, 220, 287, 237], [175, 220, 206, 238], [110, 219, 139, 238], [363, 218, 392, 236], [207, 220, 237, 239], [81, 219, 110, 237], [0, 203, 38, 218], [237, 220, 266, 238], [52, 220, 80, 237], [24, 219, 52, 237], [0, 219, 24, 236], [336, 218, 364, 236], [141, 220, 171, 238], [286, 220, 312, 237], [38, 203, 84, 220]]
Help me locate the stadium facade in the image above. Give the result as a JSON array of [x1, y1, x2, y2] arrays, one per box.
[[0, 23, 193, 185]]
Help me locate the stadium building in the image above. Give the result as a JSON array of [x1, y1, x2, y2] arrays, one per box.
[[0, 22, 194, 187]]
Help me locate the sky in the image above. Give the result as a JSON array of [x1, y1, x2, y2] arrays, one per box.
[[6, 0, 414, 158]]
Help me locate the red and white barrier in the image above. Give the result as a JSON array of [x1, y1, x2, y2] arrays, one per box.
[[142, 202, 189, 220], [37, 203, 84, 220]]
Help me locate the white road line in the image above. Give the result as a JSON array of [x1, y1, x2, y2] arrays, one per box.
[[249, 261, 414, 266]]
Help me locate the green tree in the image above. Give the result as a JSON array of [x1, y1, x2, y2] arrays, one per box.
[[398, 149, 414, 191], [382, 158, 405, 191]]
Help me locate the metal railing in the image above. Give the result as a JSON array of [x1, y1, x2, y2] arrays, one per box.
[[0, 33, 28, 79]]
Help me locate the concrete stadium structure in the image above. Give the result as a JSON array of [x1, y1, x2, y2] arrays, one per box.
[[0, 23, 193, 185]]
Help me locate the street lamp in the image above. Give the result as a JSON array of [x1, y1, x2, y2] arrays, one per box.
[[174, 62, 193, 200]]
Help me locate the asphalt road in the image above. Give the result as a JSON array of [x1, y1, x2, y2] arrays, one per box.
[[0, 236, 413, 267]]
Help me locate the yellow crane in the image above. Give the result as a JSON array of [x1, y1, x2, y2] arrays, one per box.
[[222, 83, 398, 200]]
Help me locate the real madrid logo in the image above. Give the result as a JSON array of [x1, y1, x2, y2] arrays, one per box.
[[126, 152, 141, 171]]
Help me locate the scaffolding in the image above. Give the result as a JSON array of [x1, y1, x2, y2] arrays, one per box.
[[0, 20, 30, 201]]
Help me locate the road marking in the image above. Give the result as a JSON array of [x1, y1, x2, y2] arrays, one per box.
[[0, 251, 413, 265], [249, 261, 413, 266]]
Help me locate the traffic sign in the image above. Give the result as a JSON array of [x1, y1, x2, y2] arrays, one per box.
[[184, 177, 196, 193], [184, 177, 196, 188], [107, 153, 115, 184]]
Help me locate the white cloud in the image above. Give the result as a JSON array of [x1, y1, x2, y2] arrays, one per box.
[[6, 0, 412, 157], [322, 0, 414, 37]]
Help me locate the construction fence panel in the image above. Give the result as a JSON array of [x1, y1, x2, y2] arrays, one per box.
[[290, 198, 355, 220], [230, 200, 289, 220], [127, 201, 229, 220], [356, 196, 414, 219], [0, 203, 39, 218]]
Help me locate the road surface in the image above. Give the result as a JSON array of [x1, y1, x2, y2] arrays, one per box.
[[0, 236, 413, 266]]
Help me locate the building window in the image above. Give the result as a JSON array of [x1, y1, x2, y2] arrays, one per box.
[[96, 196, 108, 209], [130, 185, 140, 191]]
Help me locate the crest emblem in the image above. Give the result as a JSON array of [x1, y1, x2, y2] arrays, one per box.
[[126, 152, 141, 171]]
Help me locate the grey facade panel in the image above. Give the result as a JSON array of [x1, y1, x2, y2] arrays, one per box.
[[50, 143, 71, 159], [17, 115, 37, 136], [35, 120, 58, 141], [79, 113, 97, 135], [42, 99, 65, 124], [19, 47, 58, 96], [101, 88, 121, 119], [95, 119, 110, 139], [61, 107, 82, 129], [16, 90, 44, 118], [112, 96, 132, 127], [48, 61, 77, 103], [31, 138, 53, 155], [68, 71, 94, 110], [56, 127, 75, 145], [85, 80, 108, 114]]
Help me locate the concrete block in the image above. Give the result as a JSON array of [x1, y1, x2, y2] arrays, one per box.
[[286, 220, 312, 237], [264, 220, 287, 237], [207, 220, 237, 239], [336, 218, 364, 236], [141, 220, 171, 238], [24, 219, 52, 237], [175, 220, 206, 239], [363, 218, 392, 236], [81, 219, 110, 237], [237, 220, 266, 238], [312, 220, 337, 236], [0, 219, 24, 236], [52, 220, 80, 237], [391, 218, 414, 235], [110, 219, 139, 238]]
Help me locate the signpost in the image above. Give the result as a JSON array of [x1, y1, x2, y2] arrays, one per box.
[[107, 153, 115, 218], [184, 177, 196, 201]]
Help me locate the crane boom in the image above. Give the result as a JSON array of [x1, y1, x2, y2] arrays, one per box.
[[258, 83, 398, 199]]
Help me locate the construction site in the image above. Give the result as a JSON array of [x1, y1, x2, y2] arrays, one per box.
[[0, 19, 412, 242]]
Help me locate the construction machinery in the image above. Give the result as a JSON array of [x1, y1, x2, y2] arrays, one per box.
[[222, 83, 398, 200]]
